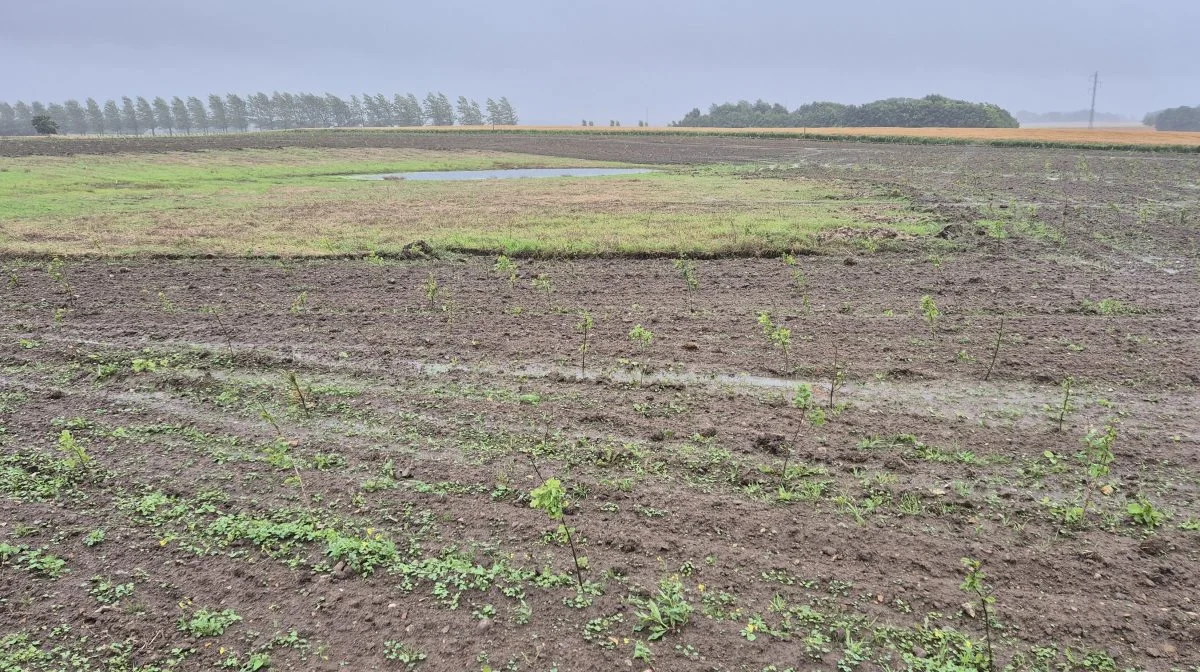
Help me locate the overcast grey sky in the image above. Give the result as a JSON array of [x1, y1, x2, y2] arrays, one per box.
[[3, 0, 1196, 125]]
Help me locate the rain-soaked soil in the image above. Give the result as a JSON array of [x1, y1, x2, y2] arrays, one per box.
[[2, 133, 1199, 671]]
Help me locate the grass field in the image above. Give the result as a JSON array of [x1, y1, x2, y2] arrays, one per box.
[[0, 147, 934, 257]]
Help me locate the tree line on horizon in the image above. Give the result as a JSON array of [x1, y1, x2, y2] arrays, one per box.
[[672, 95, 1019, 129], [0, 92, 519, 136], [1143, 105, 1200, 132]]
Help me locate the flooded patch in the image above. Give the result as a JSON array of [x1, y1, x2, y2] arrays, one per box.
[[344, 167, 653, 181]]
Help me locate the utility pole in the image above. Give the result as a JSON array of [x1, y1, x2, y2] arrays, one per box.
[[1088, 71, 1100, 129]]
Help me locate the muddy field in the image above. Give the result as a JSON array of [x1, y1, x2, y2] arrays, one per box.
[[2, 133, 1200, 671]]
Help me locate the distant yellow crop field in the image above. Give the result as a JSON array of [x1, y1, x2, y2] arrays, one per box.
[[404, 124, 1200, 147]]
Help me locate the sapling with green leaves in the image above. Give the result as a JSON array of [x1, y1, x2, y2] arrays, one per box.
[[532, 273, 554, 307], [779, 384, 826, 493], [672, 258, 699, 290], [493, 255, 519, 290], [919, 295, 940, 337], [526, 455, 585, 591], [57, 430, 90, 470], [1046, 376, 1074, 431], [1080, 421, 1117, 516], [959, 558, 996, 672], [628, 324, 653, 385], [47, 256, 74, 303], [756, 311, 792, 371], [285, 372, 310, 418], [422, 273, 439, 310], [576, 311, 594, 376]]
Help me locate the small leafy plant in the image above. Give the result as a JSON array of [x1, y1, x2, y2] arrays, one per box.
[[178, 608, 242, 637], [959, 558, 996, 672], [628, 324, 654, 384], [672, 258, 699, 290], [422, 273, 439, 310], [1127, 496, 1166, 529], [47, 256, 74, 302], [56, 429, 90, 470], [527, 458, 586, 590], [632, 575, 693, 641], [532, 273, 554, 306], [919, 295, 940, 336], [756, 311, 792, 371], [1080, 421, 1117, 516], [493, 255, 519, 289], [383, 640, 426, 668]]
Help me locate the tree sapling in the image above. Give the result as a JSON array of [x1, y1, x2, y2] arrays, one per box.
[[756, 311, 792, 372], [577, 310, 594, 376]]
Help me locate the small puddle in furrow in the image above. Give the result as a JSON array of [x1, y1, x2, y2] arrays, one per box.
[[344, 167, 654, 181]]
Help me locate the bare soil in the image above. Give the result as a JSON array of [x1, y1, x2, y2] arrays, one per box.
[[2, 133, 1199, 671]]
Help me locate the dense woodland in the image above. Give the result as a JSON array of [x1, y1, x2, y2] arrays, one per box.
[[0, 92, 518, 136], [673, 95, 1019, 128], [1145, 105, 1200, 131]]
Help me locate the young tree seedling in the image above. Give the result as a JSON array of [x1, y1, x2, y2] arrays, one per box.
[[779, 384, 826, 493], [1049, 376, 1074, 432], [983, 316, 1005, 382], [290, 291, 308, 314], [919, 295, 940, 337], [827, 340, 845, 410], [57, 430, 91, 471], [1080, 421, 1117, 516], [525, 453, 585, 591], [423, 273, 439, 310], [493, 255, 519, 290], [959, 558, 996, 672], [47, 256, 74, 304], [672, 258, 699, 290], [200, 305, 236, 360], [577, 311, 594, 376], [286, 371, 310, 418], [628, 324, 654, 385], [532, 273, 554, 307], [757, 311, 792, 372]]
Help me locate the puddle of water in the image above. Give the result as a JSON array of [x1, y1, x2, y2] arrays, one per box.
[[345, 167, 654, 181]]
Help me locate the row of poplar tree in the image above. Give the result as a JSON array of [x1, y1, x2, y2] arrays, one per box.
[[0, 92, 519, 136]]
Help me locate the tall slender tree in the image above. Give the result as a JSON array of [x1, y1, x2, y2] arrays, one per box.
[[170, 97, 191, 134], [347, 95, 365, 126], [120, 97, 139, 135], [13, 102, 33, 135], [327, 94, 352, 127], [63, 100, 87, 134], [423, 92, 454, 126], [103, 99, 122, 134], [85, 98, 105, 135], [497, 97, 518, 125], [225, 94, 249, 132], [485, 98, 499, 126], [186, 97, 209, 133], [136, 97, 156, 135], [46, 103, 70, 134], [153, 97, 173, 135], [208, 94, 228, 132], [0, 103, 16, 135], [456, 96, 484, 125], [247, 92, 274, 130]]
